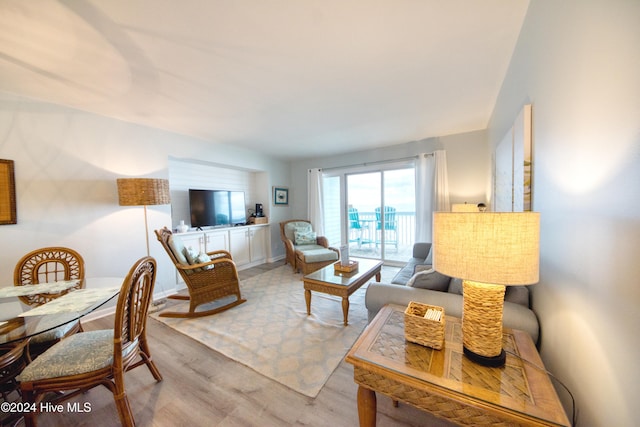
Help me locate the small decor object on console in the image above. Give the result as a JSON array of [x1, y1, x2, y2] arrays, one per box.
[[404, 301, 445, 350], [248, 216, 268, 224], [177, 220, 189, 233]]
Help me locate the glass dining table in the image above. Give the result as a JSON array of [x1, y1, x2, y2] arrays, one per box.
[[0, 277, 122, 346]]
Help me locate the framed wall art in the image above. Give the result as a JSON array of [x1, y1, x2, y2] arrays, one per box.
[[273, 186, 289, 206], [494, 104, 533, 212], [0, 159, 17, 224]]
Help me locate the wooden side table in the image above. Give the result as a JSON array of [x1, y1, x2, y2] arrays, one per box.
[[345, 304, 570, 426]]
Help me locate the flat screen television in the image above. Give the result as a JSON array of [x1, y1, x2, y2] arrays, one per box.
[[189, 189, 247, 228]]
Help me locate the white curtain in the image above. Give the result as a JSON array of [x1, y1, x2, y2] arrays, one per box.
[[307, 168, 325, 235], [415, 150, 450, 242]]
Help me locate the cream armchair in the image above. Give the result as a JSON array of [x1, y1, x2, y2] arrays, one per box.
[[279, 220, 339, 274]]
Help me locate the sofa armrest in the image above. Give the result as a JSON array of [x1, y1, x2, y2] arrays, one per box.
[[412, 242, 432, 260], [365, 282, 539, 344]]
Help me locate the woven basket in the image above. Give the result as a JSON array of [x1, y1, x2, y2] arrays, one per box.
[[404, 301, 445, 350]]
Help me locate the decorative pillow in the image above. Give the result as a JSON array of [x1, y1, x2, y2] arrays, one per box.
[[168, 235, 189, 265], [196, 252, 214, 270], [295, 230, 317, 245], [414, 264, 433, 274], [184, 246, 200, 265], [407, 268, 451, 291], [182, 246, 214, 272], [285, 222, 312, 242]]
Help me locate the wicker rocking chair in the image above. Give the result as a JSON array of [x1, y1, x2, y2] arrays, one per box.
[[155, 227, 246, 318]]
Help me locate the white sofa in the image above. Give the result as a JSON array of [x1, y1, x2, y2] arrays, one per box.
[[365, 242, 540, 343]]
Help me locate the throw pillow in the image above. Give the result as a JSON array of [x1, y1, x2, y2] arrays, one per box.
[[407, 268, 451, 291], [285, 222, 312, 241], [295, 230, 317, 245], [414, 264, 433, 274], [196, 252, 214, 270], [168, 235, 189, 265], [184, 246, 200, 265], [448, 277, 463, 295]]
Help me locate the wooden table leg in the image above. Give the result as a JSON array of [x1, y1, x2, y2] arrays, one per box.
[[357, 385, 377, 427], [375, 271, 381, 281], [342, 297, 350, 326], [305, 289, 311, 315]]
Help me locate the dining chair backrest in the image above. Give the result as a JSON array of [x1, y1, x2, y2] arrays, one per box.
[[114, 256, 156, 368], [13, 247, 85, 306]]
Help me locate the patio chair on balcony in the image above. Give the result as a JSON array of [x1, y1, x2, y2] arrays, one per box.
[[348, 208, 363, 247], [375, 206, 398, 249]]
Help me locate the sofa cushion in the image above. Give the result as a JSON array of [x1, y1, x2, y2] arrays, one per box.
[[407, 268, 451, 291], [391, 258, 429, 285]]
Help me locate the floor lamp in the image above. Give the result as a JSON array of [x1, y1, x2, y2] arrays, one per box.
[[433, 212, 540, 367], [117, 178, 171, 256]]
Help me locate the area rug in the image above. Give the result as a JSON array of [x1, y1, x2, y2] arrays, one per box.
[[151, 265, 372, 398]]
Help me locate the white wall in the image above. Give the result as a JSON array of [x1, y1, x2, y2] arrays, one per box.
[[488, 1, 640, 426], [288, 130, 490, 220], [0, 94, 291, 297]]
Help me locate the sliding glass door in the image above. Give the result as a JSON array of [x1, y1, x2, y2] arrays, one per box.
[[324, 163, 416, 264]]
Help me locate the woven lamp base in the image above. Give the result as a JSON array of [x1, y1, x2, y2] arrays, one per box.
[[462, 280, 507, 367]]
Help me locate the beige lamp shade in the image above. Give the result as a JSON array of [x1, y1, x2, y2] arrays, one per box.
[[117, 178, 171, 206], [433, 212, 540, 286]]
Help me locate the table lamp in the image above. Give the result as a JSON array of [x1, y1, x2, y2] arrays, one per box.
[[117, 178, 171, 256], [433, 212, 540, 367]]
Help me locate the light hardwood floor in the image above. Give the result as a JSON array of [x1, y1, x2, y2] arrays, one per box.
[[27, 261, 453, 427]]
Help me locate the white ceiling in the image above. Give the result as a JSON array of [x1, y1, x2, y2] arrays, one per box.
[[0, 0, 529, 160]]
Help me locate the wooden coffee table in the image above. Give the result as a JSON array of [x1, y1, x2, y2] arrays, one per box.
[[346, 304, 571, 427], [302, 258, 382, 326]]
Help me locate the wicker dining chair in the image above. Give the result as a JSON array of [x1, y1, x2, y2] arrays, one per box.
[[13, 247, 86, 360], [18, 256, 163, 427]]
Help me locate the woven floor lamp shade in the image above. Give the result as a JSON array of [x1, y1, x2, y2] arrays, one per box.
[[433, 212, 540, 367], [117, 178, 171, 256], [117, 178, 170, 207]]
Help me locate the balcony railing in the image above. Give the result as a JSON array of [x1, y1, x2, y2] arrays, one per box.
[[349, 211, 415, 262]]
